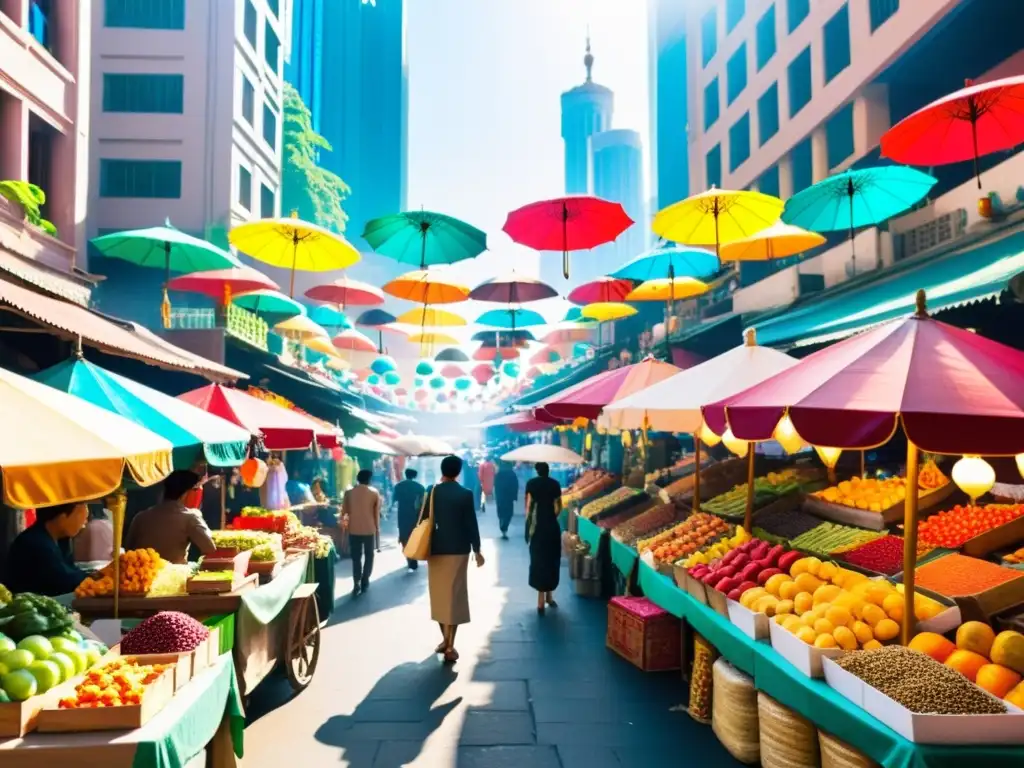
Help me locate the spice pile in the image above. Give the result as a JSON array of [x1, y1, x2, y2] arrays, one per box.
[[918, 504, 1024, 549], [789, 522, 884, 558], [120, 611, 210, 654], [914, 554, 1024, 598], [836, 646, 1006, 714], [838, 535, 932, 576], [611, 503, 678, 544]]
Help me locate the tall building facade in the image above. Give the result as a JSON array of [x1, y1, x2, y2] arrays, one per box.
[[560, 39, 613, 196], [590, 129, 645, 282], [648, 0, 690, 212], [285, 0, 324, 134]]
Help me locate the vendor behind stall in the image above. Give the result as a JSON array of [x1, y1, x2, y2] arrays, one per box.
[[126, 470, 217, 564], [4, 502, 90, 596]]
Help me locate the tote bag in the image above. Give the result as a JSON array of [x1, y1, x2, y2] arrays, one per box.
[[403, 487, 434, 561]]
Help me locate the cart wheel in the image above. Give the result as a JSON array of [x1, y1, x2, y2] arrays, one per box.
[[285, 595, 321, 691]]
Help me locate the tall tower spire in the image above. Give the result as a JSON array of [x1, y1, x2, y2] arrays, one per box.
[[584, 29, 594, 83]]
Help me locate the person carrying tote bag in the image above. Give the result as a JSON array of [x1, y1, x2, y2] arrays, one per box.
[[403, 487, 434, 561]]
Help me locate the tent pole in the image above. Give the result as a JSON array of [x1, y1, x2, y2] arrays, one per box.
[[901, 440, 920, 644], [692, 434, 702, 513], [744, 445, 756, 533], [220, 477, 227, 530]]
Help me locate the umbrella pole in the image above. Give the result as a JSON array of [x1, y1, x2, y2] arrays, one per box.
[[847, 179, 856, 273], [970, 112, 982, 190], [220, 476, 227, 530], [901, 439, 920, 644], [744, 444, 756, 533], [161, 242, 172, 329], [562, 202, 570, 279], [378, 330, 383, 353], [692, 433, 701, 513], [289, 235, 299, 297], [420, 226, 428, 270], [860, 449, 866, 478]]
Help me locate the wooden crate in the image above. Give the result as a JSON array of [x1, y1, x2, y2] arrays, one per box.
[[606, 596, 680, 672], [121, 653, 192, 692], [37, 668, 174, 733]]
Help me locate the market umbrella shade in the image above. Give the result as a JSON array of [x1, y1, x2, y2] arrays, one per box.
[[581, 302, 638, 322], [167, 266, 277, 302], [625, 277, 709, 303], [435, 348, 470, 362], [275, 314, 329, 340], [307, 305, 352, 330], [503, 195, 633, 279], [567, 277, 634, 306], [232, 289, 305, 320], [229, 213, 361, 297], [475, 308, 546, 329], [881, 75, 1024, 189], [346, 433, 399, 455], [304, 335, 349, 362], [332, 328, 378, 353], [408, 331, 460, 346], [474, 411, 557, 432], [304, 276, 385, 307], [383, 270, 471, 305], [397, 307, 467, 327], [502, 444, 584, 465], [562, 307, 598, 324], [611, 244, 720, 282], [468, 273, 558, 303], [653, 189, 784, 258], [535, 358, 681, 420], [0, 366, 173, 508], [363, 211, 487, 269], [35, 358, 250, 470], [718, 222, 826, 263]]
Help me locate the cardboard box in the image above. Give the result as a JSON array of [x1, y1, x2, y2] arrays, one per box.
[[768, 619, 845, 678], [727, 598, 770, 640], [705, 585, 730, 618], [821, 656, 865, 708], [37, 668, 174, 733], [606, 597, 680, 672]]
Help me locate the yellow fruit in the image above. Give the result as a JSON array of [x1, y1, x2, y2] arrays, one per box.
[[825, 606, 852, 628], [957, 621, 997, 658], [801, 610, 817, 625], [833, 626, 858, 651], [753, 596, 779, 616], [882, 593, 905, 622], [779, 581, 801, 601], [775, 599, 794, 616], [1006, 680, 1024, 709], [794, 592, 814, 615], [874, 618, 900, 642], [790, 558, 812, 576], [864, 583, 892, 606], [914, 596, 944, 621], [813, 585, 842, 606], [862, 639, 882, 651], [814, 618, 835, 635], [862, 604, 887, 628], [842, 571, 869, 589], [796, 626, 818, 645], [817, 562, 838, 583], [814, 634, 838, 649], [795, 573, 824, 594], [740, 588, 768, 609], [765, 574, 791, 597], [851, 621, 874, 645], [811, 604, 830, 621], [803, 557, 823, 576], [991, 631, 1024, 675]]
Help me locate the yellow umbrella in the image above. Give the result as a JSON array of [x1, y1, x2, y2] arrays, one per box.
[[383, 270, 470, 304], [718, 221, 826, 262], [408, 332, 460, 345], [397, 307, 467, 327], [625, 277, 709, 302], [229, 212, 361, 297], [274, 314, 330, 340], [305, 335, 348, 361], [581, 302, 638, 322], [0, 367, 173, 508], [653, 188, 784, 257], [325, 357, 352, 372]]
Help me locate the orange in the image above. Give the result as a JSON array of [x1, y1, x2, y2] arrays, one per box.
[[861, 604, 887, 628], [873, 618, 900, 642], [1006, 681, 1024, 709], [908, 632, 956, 663], [833, 626, 858, 651], [825, 606, 852, 628], [796, 626, 817, 645], [862, 639, 883, 651], [944, 649, 989, 682], [956, 621, 996, 658], [814, 634, 837, 649], [975, 664, 1022, 699]]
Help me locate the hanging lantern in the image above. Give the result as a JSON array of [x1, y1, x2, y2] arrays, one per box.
[[621, 430, 633, 448], [415, 360, 434, 376], [384, 371, 401, 387], [367, 374, 380, 386], [585, 433, 593, 451], [698, 420, 722, 448], [814, 445, 842, 470], [773, 414, 805, 454], [371, 355, 397, 375], [951, 455, 995, 503], [721, 428, 748, 458], [1017, 453, 1024, 480], [240, 457, 268, 488]]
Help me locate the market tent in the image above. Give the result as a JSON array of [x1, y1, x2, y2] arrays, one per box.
[[472, 411, 560, 432], [34, 358, 250, 469], [378, 434, 455, 456], [502, 444, 584, 465], [534, 358, 681, 421], [345, 433, 399, 455], [0, 367, 173, 508]]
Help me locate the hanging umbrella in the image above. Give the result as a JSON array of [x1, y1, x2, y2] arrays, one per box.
[[653, 188, 783, 259], [92, 223, 241, 328], [356, 308, 398, 352], [383, 270, 471, 304], [562, 307, 598, 324], [232, 289, 305, 320], [567, 277, 634, 305], [363, 211, 487, 269], [581, 302, 637, 322], [535, 358, 681, 420], [305, 336, 348, 362], [781, 166, 937, 269], [474, 347, 520, 362], [502, 444, 584, 465], [541, 323, 597, 345], [473, 411, 555, 432], [718, 221, 826, 262], [625, 277, 708, 303], [468, 273, 558, 303], [332, 328, 378, 353], [307, 305, 352, 330], [371, 355, 397, 375], [503, 195, 633, 279], [229, 213, 361, 297], [471, 363, 497, 385], [35, 358, 250, 470], [167, 266, 277, 303], [435, 348, 470, 362], [408, 331, 460, 346], [275, 314, 329, 340], [611, 244, 720, 282], [471, 329, 536, 344], [475, 308, 546, 328], [304, 276, 384, 307], [440, 363, 465, 379], [881, 75, 1024, 189], [396, 307, 467, 327], [530, 347, 561, 365]]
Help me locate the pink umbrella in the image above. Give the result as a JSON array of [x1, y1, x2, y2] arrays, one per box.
[[305, 276, 385, 307], [473, 347, 520, 362], [332, 328, 377, 353], [529, 347, 561, 365], [168, 267, 278, 301], [440, 363, 464, 379], [567, 276, 634, 306], [471, 363, 496, 385], [535, 358, 681, 420]]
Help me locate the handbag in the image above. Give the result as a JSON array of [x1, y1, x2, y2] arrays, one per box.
[[403, 487, 435, 561]]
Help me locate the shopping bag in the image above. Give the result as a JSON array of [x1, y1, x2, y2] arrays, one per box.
[[403, 487, 434, 561]]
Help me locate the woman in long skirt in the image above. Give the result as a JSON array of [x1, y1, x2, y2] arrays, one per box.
[[525, 462, 563, 614]]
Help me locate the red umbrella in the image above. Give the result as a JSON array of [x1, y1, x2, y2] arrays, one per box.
[[332, 328, 377, 353], [304, 276, 385, 307], [168, 267, 277, 302], [503, 195, 633, 279], [535, 358, 681, 420], [473, 347, 520, 362], [567, 276, 634, 306], [881, 76, 1024, 189], [471, 363, 496, 385], [475, 411, 559, 432]]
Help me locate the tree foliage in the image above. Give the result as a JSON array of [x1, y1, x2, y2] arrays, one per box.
[[0, 180, 57, 236], [281, 83, 350, 232]]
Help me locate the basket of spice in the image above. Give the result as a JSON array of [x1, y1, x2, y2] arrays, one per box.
[[905, 553, 1024, 621]]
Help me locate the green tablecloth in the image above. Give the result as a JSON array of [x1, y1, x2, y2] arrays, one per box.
[[634, 560, 1024, 768], [203, 613, 236, 654], [240, 554, 310, 626], [609, 536, 638, 578], [314, 545, 338, 621], [576, 515, 605, 554]]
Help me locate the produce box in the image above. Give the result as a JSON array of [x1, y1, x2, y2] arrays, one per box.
[[248, 558, 283, 577], [706, 584, 729, 618], [187, 571, 255, 595], [673, 565, 708, 605], [606, 596, 680, 672], [822, 656, 865, 709], [121, 653, 192, 692], [199, 549, 251, 580], [37, 667, 174, 733], [803, 483, 953, 531], [903, 553, 1024, 621], [963, 514, 1024, 558], [768, 619, 845, 678], [727, 598, 770, 640], [0, 685, 70, 738]]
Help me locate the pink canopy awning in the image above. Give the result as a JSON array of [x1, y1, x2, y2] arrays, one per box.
[[535, 358, 681, 421]]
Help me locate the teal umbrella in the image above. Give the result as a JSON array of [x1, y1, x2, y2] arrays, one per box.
[[233, 289, 305, 320], [362, 211, 487, 269], [610, 244, 719, 282], [34, 358, 250, 469], [475, 308, 546, 329], [562, 307, 598, 324], [782, 166, 937, 269], [308, 305, 352, 330]]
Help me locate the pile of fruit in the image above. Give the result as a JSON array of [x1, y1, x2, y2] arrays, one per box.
[[909, 622, 1024, 706], [689, 536, 792, 601], [0, 631, 107, 702], [283, 523, 332, 557], [57, 658, 171, 709], [211, 530, 280, 552], [0, 584, 12, 604], [637, 514, 731, 563], [814, 476, 908, 511], [121, 611, 210, 655], [836, 535, 933, 576], [562, 470, 615, 507], [681, 526, 751, 569], [918, 504, 1024, 549], [918, 459, 949, 490], [74, 549, 166, 597], [789, 522, 884, 558], [232, 506, 292, 533], [580, 487, 641, 519], [0, 592, 73, 640], [610, 503, 678, 544], [1003, 546, 1024, 565], [702, 471, 805, 518], [913, 553, 1024, 598], [752, 506, 824, 543]]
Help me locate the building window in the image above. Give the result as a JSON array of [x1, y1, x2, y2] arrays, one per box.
[[706, 144, 722, 189], [261, 184, 275, 218], [104, 0, 185, 29], [727, 44, 747, 105], [241, 77, 255, 125], [726, 0, 745, 32], [28, 0, 52, 49], [99, 159, 182, 198], [238, 166, 252, 211], [759, 165, 780, 198], [756, 5, 776, 71], [788, 46, 812, 117], [103, 74, 184, 114], [704, 78, 720, 130], [701, 10, 717, 67], [827, 103, 855, 169], [266, 0, 280, 18], [790, 138, 813, 194], [758, 83, 780, 145], [729, 114, 751, 172], [870, 0, 899, 31], [264, 21, 280, 73], [263, 105, 277, 149], [243, 0, 258, 48], [824, 4, 851, 83], [787, 0, 809, 33]]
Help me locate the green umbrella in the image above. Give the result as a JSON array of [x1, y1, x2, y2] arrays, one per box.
[[232, 289, 305, 320], [34, 358, 250, 469], [362, 211, 487, 269]]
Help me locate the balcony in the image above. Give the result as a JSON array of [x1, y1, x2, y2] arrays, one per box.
[[0, 194, 75, 274], [0, 5, 74, 132]]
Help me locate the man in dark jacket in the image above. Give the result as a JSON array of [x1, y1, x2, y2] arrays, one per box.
[[493, 462, 519, 540], [392, 468, 426, 570]]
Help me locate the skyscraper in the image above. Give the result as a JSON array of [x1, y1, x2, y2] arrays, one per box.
[[287, 0, 325, 134], [560, 37, 613, 195], [590, 129, 645, 281], [648, 0, 689, 212]]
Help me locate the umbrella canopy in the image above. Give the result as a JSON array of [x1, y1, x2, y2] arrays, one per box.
[[232, 289, 305, 320], [530, 347, 561, 365], [581, 302, 638, 322], [625, 277, 709, 302], [435, 348, 470, 362], [471, 364, 496, 385], [562, 307, 598, 324], [229, 214, 361, 296], [471, 329, 536, 344], [167, 266, 277, 301], [356, 308, 398, 327], [612, 244, 720, 282], [397, 307, 467, 327], [0, 367, 173, 508], [502, 444, 584, 465], [363, 211, 487, 269], [503, 195, 633, 279], [880, 75, 1024, 188], [541, 323, 597, 345], [304, 276, 385, 307], [304, 336, 348, 362], [345, 433, 399, 455], [536, 358, 681, 420], [653, 189, 783, 257], [474, 411, 555, 432], [702, 292, 1024, 456], [440, 363, 465, 379], [474, 347, 520, 362], [600, 336, 798, 432], [179, 384, 331, 451], [383, 270, 471, 304], [35, 358, 249, 469], [718, 221, 826, 262], [275, 314, 329, 340], [568, 277, 633, 305], [468, 273, 558, 303], [378, 434, 456, 457], [408, 331, 460, 346], [475, 307, 546, 329], [332, 328, 378, 353], [307, 305, 352, 329]]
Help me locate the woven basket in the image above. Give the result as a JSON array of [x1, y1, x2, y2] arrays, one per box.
[[819, 730, 879, 768], [711, 659, 760, 764], [688, 633, 716, 724], [757, 692, 820, 768]]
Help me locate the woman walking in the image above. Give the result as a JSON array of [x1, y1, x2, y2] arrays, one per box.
[[426, 455, 484, 663], [525, 462, 563, 614]]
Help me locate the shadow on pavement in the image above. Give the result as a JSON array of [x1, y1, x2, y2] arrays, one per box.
[[327, 557, 429, 628]]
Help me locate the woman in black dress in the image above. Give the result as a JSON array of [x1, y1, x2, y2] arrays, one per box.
[[525, 462, 563, 614]]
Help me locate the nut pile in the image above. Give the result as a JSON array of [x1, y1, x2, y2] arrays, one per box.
[[836, 646, 1006, 714], [120, 611, 210, 654]]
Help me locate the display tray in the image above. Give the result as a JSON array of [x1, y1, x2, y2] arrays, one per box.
[[121, 653, 193, 693], [199, 550, 251, 580], [821, 656, 865, 709], [727, 598, 770, 640], [961, 514, 1024, 558], [705, 585, 729, 618], [0, 684, 71, 739], [36, 668, 174, 733], [803, 482, 954, 532], [186, 572, 256, 595], [72, 578, 258, 619], [768, 618, 845, 678], [895, 554, 1024, 622]]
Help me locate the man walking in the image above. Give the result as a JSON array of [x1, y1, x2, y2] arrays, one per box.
[[342, 469, 381, 596], [393, 468, 426, 571], [494, 461, 519, 540]]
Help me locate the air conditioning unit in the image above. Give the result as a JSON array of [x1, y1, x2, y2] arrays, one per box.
[[895, 210, 967, 261]]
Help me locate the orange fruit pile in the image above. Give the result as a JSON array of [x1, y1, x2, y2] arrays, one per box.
[[58, 659, 171, 709], [74, 548, 165, 597]]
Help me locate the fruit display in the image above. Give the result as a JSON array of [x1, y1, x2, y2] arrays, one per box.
[[814, 476, 908, 511], [233, 506, 292, 533], [835, 646, 1005, 715], [637, 513, 730, 563], [1002, 546, 1024, 565], [210, 529, 281, 553], [610, 503, 679, 544], [752, 506, 824, 542], [120, 611, 210, 655], [682, 526, 751, 568], [580, 487, 642, 520], [914, 553, 1024, 598], [647, 455, 697, 487], [283, 523, 333, 557], [918, 504, 1024, 549], [703, 471, 806, 518], [0, 593, 74, 640], [74, 549, 167, 598], [57, 658, 171, 709], [0, 631, 107, 702], [837, 535, 933, 576], [689, 535, 793, 601], [144, 564, 192, 598], [562, 470, 615, 507], [789, 522, 885, 558], [595, 504, 651, 531], [0, 583, 12, 605], [249, 543, 281, 562], [189, 570, 235, 583]]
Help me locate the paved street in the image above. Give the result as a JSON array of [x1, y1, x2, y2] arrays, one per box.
[[243, 507, 740, 767]]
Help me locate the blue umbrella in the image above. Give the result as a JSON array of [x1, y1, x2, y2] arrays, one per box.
[[371, 355, 397, 375], [308, 305, 352, 330], [782, 165, 937, 268], [611, 244, 719, 282], [475, 307, 546, 329]]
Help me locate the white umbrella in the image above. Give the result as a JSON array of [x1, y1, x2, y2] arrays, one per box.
[[501, 444, 585, 465], [379, 434, 455, 457], [345, 433, 399, 455]]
